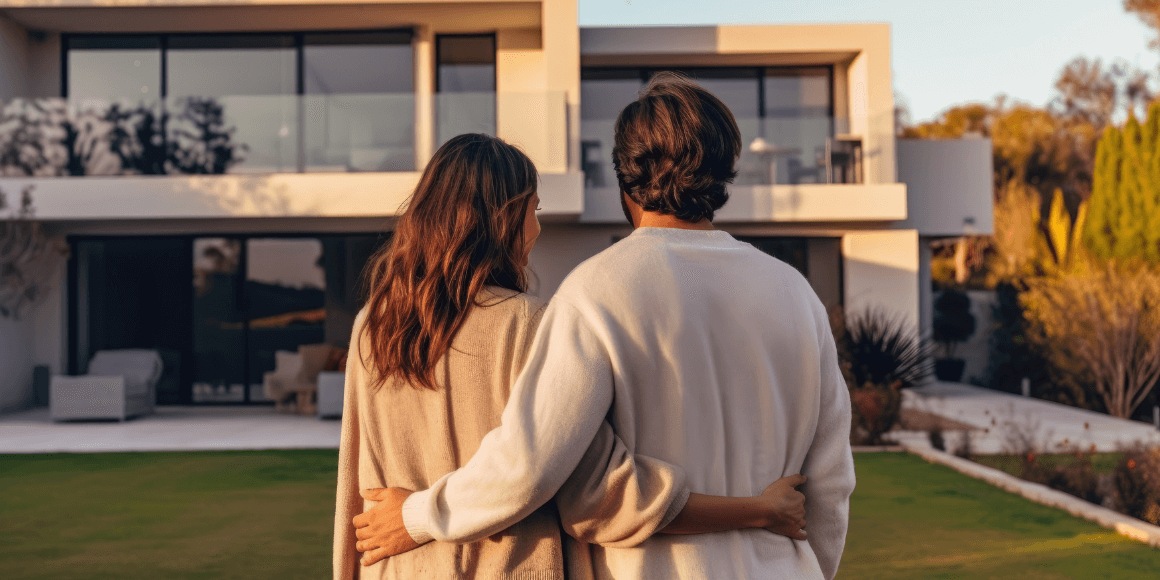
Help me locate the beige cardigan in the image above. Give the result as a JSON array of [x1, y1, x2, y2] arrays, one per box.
[[333, 287, 687, 580]]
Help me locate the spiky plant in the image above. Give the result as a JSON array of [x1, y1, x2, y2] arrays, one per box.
[[840, 309, 934, 390]]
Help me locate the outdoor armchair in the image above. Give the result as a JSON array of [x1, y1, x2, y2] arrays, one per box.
[[50, 349, 163, 422]]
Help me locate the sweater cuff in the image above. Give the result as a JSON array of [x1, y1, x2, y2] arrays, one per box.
[[401, 489, 435, 545], [657, 485, 692, 531]]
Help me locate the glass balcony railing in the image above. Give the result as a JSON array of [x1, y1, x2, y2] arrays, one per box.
[[0, 92, 566, 177], [581, 114, 863, 189]]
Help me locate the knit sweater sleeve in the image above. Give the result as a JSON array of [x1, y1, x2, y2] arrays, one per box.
[[801, 307, 856, 580], [515, 299, 690, 548], [554, 420, 690, 547], [402, 296, 681, 544], [332, 313, 367, 580]]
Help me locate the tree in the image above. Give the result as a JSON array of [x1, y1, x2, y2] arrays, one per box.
[[1022, 263, 1160, 419], [0, 185, 67, 318], [1083, 103, 1160, 264]]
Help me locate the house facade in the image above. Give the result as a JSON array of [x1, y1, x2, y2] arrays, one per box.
[[0, 0, 991, 411]]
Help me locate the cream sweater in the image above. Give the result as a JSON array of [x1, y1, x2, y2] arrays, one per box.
[[403, 227, 856, 580], [333, 287, 688, 580]]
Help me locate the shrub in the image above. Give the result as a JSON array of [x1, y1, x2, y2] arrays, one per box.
[[1022, 263, 1160, 418], [848, 381, 903, 446], [1020, 451, 1102, 505], [1112, 447, 1160, 525], [932, 289, 976, 358]]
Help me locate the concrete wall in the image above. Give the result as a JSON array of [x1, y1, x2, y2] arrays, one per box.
[[0, 172, 584, 219], [0, 10, 30, 101], [0, 313, 34, 412], [0, 249, 65, 412], [842, 229, 919, 329], [581, 183, 907, 224], [897, 137, 994, 237]]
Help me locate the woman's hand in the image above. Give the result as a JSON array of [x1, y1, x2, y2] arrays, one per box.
[[757, 474, 808, 540], [353, 487, 421, 566]]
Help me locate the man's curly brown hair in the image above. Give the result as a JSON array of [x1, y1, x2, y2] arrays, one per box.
[[612, 71, 742, 223]]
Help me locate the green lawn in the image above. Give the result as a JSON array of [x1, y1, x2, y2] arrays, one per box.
[[842, 453, 1158, 580], [1, 450, 1157, 580]]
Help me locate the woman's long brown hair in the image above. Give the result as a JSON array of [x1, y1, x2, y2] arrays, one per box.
[[360, 133, 538, 391]]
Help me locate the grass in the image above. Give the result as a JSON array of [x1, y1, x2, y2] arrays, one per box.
[[841, 453, 1158, 580], [972, 451, 1124, 477], [1, 450, 1157, 579], [0, 451, 338, 580]]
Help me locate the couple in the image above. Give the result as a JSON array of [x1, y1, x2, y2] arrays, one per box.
[[333, 72, 855, 579]]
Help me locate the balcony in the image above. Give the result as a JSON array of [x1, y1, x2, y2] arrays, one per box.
[[0, 91, 577, 220], [580, 114, 902, 223]]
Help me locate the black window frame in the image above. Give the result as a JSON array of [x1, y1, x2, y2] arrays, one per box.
[[61, 29, 416, 100], [580, 65, 836, 126]]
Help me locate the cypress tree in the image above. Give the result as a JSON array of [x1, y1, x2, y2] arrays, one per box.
[[1083, 102, 1160, 264]]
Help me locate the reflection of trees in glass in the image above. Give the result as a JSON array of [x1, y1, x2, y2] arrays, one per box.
[[169, 97, 248, 175], [0, 99, 111, 176], [193, 238, 241, 298], [0, 97, 248, 177]]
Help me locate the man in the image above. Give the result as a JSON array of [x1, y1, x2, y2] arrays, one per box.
[[355, 72, 855, 579]]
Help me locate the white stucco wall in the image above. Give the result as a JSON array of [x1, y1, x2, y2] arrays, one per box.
[[0, 249, 66, 413], [843, 229, 919, 329], [0, 313, 34, 412], [0, 11, 30, 101], [0, 172, 583, 219]]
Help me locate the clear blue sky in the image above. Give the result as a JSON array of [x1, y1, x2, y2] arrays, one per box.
[[578, 0, 1156, 123]]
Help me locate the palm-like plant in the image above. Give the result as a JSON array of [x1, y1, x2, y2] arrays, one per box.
[[839, 309, 934, 390]]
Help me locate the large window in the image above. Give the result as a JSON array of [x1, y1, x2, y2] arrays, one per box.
[[66, 36, 162, 101], [62, 31, 415, 174], [168, 35, 298, 173], [580, 66, 840, 187], [436, 34, 496, 148], [71, 233, 388, 404], [304, 31, 415, 171]]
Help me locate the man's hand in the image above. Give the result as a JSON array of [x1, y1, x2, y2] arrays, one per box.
[[353, 487, 421, 566], [758, 474, 808, 541]]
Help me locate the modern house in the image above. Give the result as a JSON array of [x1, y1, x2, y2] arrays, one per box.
[[0, 0, 991, 411]]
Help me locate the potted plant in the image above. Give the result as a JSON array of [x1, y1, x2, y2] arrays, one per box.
[[832, 308, 934, 445], [932, 289, 976, 382]]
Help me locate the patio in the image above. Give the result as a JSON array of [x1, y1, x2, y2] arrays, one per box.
[[0, 406, 341, 453]]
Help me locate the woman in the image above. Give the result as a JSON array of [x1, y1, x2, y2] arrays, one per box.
[[334, 134, 807, 579]]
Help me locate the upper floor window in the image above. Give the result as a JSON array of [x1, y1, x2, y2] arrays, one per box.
[[436, 34, 496, 148], [580, 66, 850, 187], [58, 30, 414, 175]]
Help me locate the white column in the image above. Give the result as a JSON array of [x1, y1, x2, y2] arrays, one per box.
[[413, 25, 434, 171], [842, 229, 920, 331]]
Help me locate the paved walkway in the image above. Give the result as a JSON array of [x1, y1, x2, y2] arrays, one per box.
[[888, 382, 1160, 454], [0, 405, 341, 453], [4, 383, 1158, 455]]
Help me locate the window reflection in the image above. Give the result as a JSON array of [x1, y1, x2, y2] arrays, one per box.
[[67, 36, 162, 102], [436, 35, 496, 147], [579, 66, 836, 186], [167, 36, 297, 174], [304, 31, 415, 172]]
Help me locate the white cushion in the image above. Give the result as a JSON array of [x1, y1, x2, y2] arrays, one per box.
[[88, 350, 162, 396]]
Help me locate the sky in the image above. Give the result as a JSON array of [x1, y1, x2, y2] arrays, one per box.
[[577, 0, 1157, 124]]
